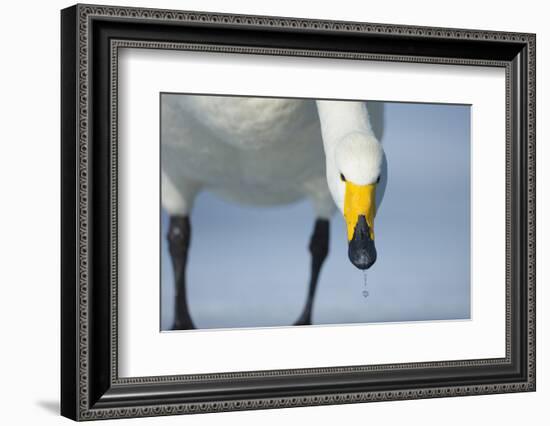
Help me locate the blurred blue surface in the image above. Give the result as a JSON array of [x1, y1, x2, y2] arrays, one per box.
[[160, 102, 471, 330]]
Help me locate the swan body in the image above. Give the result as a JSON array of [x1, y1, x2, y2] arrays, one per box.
[[161, 94, 385, 329], [161, 95, 383, 219]]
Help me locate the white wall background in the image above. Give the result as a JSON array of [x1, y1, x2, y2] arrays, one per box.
[[0, 0, 546, 424]]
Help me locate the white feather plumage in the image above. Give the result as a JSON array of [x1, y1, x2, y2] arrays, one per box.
[[161, 95, 384, 219]]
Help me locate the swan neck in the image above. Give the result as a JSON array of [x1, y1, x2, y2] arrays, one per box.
[[316, 100, 375, 152]]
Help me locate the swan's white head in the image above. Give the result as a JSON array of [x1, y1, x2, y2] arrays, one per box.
[[327, 131, 383, 270]]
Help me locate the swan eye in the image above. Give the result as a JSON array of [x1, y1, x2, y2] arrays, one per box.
[[376, 175, 381, 184], [340, 173, 347, 182]]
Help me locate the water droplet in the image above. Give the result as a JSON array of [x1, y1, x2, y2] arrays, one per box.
[[362, 271, 369, 299]]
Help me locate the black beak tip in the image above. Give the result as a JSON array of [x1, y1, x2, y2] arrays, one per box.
[[348, 215, 377, 270], [348, 243, 377, 270]]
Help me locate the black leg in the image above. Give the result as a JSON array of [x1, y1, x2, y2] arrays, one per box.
[[294, 219, 330, 326], [167, 215, 195, 330]]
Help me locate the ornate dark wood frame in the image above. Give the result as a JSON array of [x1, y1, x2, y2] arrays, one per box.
[[61, 3, 536, 421]]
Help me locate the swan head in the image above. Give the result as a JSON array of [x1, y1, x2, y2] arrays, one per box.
[[328, 132, 383, 270]]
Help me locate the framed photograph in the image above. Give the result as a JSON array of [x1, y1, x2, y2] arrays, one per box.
[[61, 3, 536, 421]]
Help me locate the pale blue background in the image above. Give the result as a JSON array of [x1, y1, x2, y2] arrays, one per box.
[[160, 102, 471, 330]]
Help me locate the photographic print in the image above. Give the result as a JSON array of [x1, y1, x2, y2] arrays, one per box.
[[160, 94, 471, 331]]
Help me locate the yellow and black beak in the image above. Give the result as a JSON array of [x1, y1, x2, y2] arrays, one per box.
[[344, 181, 377, 270]]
